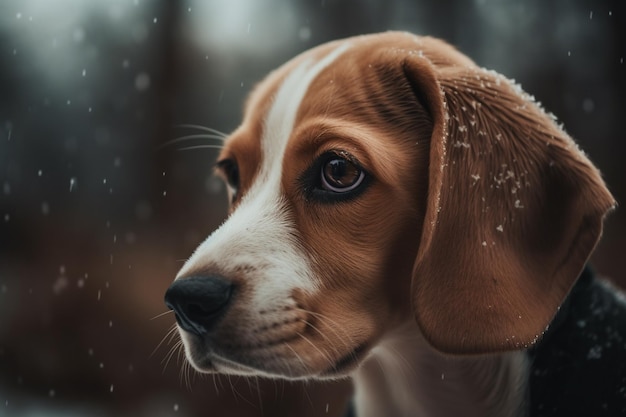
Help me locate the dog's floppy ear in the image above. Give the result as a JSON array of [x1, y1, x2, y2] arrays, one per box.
[[403, 53, 616, 354]]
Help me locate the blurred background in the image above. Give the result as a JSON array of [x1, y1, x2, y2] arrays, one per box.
[[0, 0, 624, 416]]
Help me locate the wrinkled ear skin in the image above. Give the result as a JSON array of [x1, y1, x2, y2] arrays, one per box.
[[404, 54, 616, 354]]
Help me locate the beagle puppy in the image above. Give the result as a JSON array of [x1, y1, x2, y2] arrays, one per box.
[[165, 32, 625, 416]]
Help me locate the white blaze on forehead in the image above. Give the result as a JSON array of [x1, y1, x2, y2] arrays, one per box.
[[260, 42, 351, 186], [177, 43, 351, 297]]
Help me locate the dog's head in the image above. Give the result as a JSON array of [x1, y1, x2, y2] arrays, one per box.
[[164, 32, 615, 380]]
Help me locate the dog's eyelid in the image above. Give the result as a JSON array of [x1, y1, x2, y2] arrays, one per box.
[[215, 158, 238, 176], [215, 158, 240, 203], [321, 149, 366, 170], [215, 158, 234, 170]]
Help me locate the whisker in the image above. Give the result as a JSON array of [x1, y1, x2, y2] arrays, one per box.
[[297, 332, 335, 368], [212, 374, 220, 395], [150, 324, 179, 358], [178, 357, 186, 388], [174, 124, 229, 138], [162, 340, 183, 373], [181, 358, 194, 391], [176, 144, 225, 152], [284, 342, 310, 376], [242, 377, 262, 412], [227, 374, 256, 406], [298, 308, 355, 351], [299, 319, 343, 359], [156, 134, 225, 151], [299, 379, 315, 408], [150, 310, 174, 321], [254, 376, 264, 415]]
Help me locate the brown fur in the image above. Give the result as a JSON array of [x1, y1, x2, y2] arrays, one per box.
[[176, 32, 615, 416]]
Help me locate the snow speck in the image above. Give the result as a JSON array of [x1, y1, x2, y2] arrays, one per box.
[[567, 51, 571, 57], [66, 100, 71, 106], [73, 28, 85, 43], [81, 69, 87, 77], [587, 345, 602, 360], [97, 289, 102, 301], [48, 389, 55, 398], [589, 10, 593, 19], [114, 157, 122, 167], [441, 373, 445, 380], [135, 72, 151, 92], [174, 403, 179, 412], [1, 284, 7, 294], [187, 7, 191, 12], [582, 98, 595, 113], [482, 241, 487, 247], [16, 12, 22, 19], [514, 200, 524, 209], [53, 268, 69, 294], [122, 59, 130, 69], [37, 169, 43, 177], [609, 10, 612, 16], [3, 214, 9, 222], [41, 201, 50, 216], [496, 224, 504, 232], [205, 176, 223, 195], [110, 384, 114, 393], [162, 190, 167, 197], [69, 177, 77, 192], [125, 232, 137, 244], [3, 182, 10, 195], [299, 26, 312, 41], [471, 174, 480, 182], [153, 17, 158, 23], [325, 403, 329, 413], [77, 278, 85, 288]]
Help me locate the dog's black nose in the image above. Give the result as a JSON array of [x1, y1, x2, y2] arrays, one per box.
[[164, 275, 234, 336]]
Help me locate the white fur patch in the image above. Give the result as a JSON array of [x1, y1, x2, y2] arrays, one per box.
[[177, 43, 350, 303]]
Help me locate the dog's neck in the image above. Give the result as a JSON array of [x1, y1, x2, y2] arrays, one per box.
[[352, 321, 528, 417]]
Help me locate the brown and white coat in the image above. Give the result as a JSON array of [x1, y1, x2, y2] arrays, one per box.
[[165, 32, 623, 417]]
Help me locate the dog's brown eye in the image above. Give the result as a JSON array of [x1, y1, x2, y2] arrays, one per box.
[[299, 151, 370, 203], [321, 156, 365, 193], [216, 158, 239, 201]]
